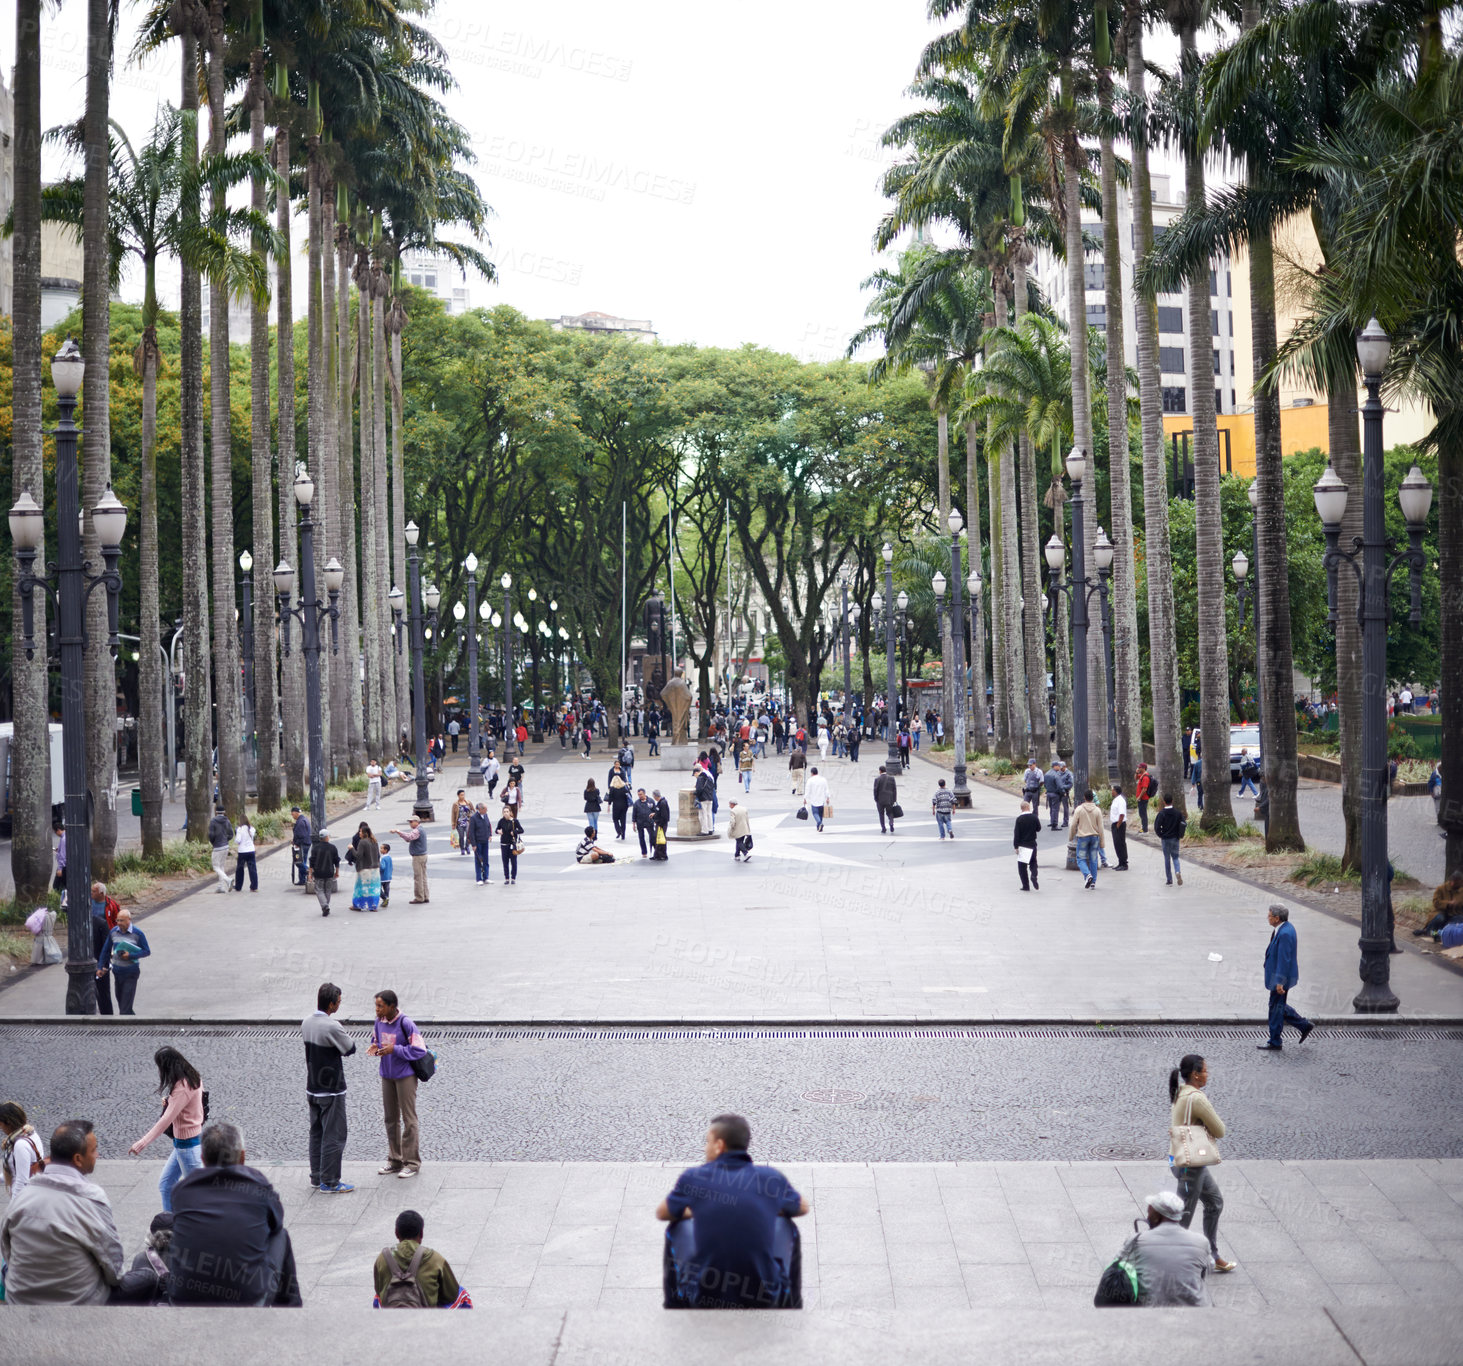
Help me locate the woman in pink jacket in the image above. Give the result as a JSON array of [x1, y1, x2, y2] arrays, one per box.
[[129, 1047, 206, 1211]]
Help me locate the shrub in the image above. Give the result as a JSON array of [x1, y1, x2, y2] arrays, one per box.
[[989, 758, 1017, 777], [114, 841, 214, 878], [1289, 851, 1361, 888]]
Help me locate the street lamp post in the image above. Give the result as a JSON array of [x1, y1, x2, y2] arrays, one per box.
[[947, 510, 970, 806], [879, 542, 900, 769], [501, 573, 515, 729], [1313, 319, 1432, 1013], [840, 571, 851, 709], [274, 471, 343, 836], [966, 569, 982, 750], [1236, 478, 1264, 748], [1094, 526, 1118, 784], [464, 554, 484, 786], [1045, 447, 1092, 797], [239, 549, 257, 797], [527, 587, 543, 741], [401, 521, 438, 821], [896, 591, 910, 720], [10, 337, 127, 1015]]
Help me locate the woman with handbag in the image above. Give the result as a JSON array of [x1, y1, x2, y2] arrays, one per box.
[[497, 805, 524, 885], [1168, 1055, 1237, 1272], [129, 1047, 206, 1211]]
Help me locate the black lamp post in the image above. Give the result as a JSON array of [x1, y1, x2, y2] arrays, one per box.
[[1044, 446, 1094, 795], [463, 553, 484, 786], [839, 571, 852, 709], [946, 509, 971, 806], [1234, 477, 1263, 744], [1093, 525, 1118, 785], [526, 587, 544, 741], [10, 336, 128, 1016], [239, 548, 257, 797], [878, 541, 900, 768], [966, 568, 983, 749], [1313, 318, 1432, 1013], [500, 572, 515, 730], [274, 470, 343, 836], [896, 591, 910, 718], [402, 519, 439, 821]]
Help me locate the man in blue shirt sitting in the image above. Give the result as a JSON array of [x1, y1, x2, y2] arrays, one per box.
[[657, 1113, 807, 1309]]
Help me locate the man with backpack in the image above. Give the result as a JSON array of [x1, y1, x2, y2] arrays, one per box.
[[373, 1209, 470, 1308], [1153, 794, 1187, 887]]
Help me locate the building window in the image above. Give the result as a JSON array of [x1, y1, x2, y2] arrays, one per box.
[[1086, 305, 1107, 326], [1226, 271, 1232, 296], [1157, 306, 1184, 333], [1162, 386, 1187, 413], [1159, 346, 1187, 373], [1229, 353, 1235, 375], [1231, 390, 1237, 409], [410, 274, 422, 286], [1209, 268, 1218, 295], [1228, 314, 1233, 336], [1084, 263, 1105, 290], [1212, 313, 1220, 336], [1215, 389, 1224, 413], [424, 274, 437, 288], [1214, 349, 1222, 375]]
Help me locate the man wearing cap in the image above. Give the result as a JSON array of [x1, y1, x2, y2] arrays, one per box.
[[390, 816, 431, 904], [1117, 1192, 1214, 1306], [291, 807, 312, 891]]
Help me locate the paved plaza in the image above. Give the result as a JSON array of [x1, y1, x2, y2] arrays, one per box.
[[3, 742, 1460, 1021]]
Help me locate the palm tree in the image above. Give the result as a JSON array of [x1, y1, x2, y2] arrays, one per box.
[[336, 182, 366, 771], [8, 0, 51, 901]]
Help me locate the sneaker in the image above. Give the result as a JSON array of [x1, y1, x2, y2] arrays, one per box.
[[378, 1163, 402, 1175], [1176, 873, 1183, 886], [398, 1168, 419, 1180], [319, 1181, 355, 1194]]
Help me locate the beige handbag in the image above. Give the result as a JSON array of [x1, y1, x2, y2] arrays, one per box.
[[1168, 1092, 1221, 1168]]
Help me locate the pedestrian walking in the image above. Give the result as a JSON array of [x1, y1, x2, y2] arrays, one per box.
[[1259, 905, 1313, 1050], [873, 765, 898, 833], [607, 765, 631, 839], [233, 816, 258, 891], [351, 824, 383, 912], [1167, 1055, 1237, 1272], [379, 844, 394, 907], [804, 767, 831, 831], [1014, 800, 1041, 890], [739, 745, 755, 792], [207, 804, 233, 894], [583, 778, 602, 834], [652, 789, 671, 860], [390, 816, 430, 904], [89, 883, 120, 1015], [1110, 784, 1129, 870], [0, 1102, 46, 1201], [448, 718, 460, 752], [497, 805, 523, 884], [291, 806, 311, 890], [507, 757, 526, 806], [694, 762, 716, 835], [368, 990, 428, 1179], [897, 727, 911, 770], [450, 790, 471, 858], [931, 778, 955, 839], [789, 747, 807, 795], [469, 803, 494, 884], [96, 907, 151, 1014], [1134, 763, 1154, 832], [1238, 749, 1259, 797], [1153, 793, 1186, 886], [1191, 754, 1204, 811], [582, 723, 594, 758], [309, 829, 342, 916], [483, 750, 500, 799], [303, 983, 357, 1194], [1427, 761, 1442, 821], [1071, 790, 1106, 888], [128, 1047, 206, 1211], [728, 799, 753, 862], [1042, 765, 1064, 829], [366, 759, 383, 809]]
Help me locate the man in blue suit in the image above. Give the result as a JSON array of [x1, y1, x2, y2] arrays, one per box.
[[1260, 905, 1313, 1050]]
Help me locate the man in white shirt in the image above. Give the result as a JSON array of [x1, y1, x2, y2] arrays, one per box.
[[482, 750, 500, 799], [366, 760, 383, 809], [1110, 784, 1129, 871], [803, 767, 831, 832]]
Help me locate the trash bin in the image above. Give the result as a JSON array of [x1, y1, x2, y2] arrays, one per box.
[[131, 787, 143, 817]]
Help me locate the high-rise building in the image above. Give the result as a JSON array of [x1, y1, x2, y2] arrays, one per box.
[[550, 311, 657, 343], [401, 249, 473, 315], [1035, 171, 1239, 419], [1, 68, 12, 320]]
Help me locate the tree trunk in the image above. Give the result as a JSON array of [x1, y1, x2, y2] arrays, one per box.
[[1000, 428, 1024, 759], [986, 295, 1010, 760], [249, 55, 280, 814], [357, 257, 381, 758], [137, 292, 163, 858], [389, 290, 410, 747], [965, 421, 987, 751], [1013, 250, 1049, 764], [83, 0, 118, 876], [275, 113, 305, 804], [937, 408, 954, 738], [1051, 442, 1075, 762], [9, 0, 53, 900], [321, 182, 349, 781], [305, 134, 330, 789], [1329, 382, 1363, 868], [1099, 75, 1141, 789], [372, 271, 396, 751], [180, 13, 212, 841], [338, 214, 365, 772], [1127, 1, 1185, 811], [1180, 26, 1235, 828]]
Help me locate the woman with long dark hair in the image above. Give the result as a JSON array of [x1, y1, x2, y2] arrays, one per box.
[[129, 1046, 206, 1211], [1168, 1055, 1236, 1273], [352, 822, 382, 912]]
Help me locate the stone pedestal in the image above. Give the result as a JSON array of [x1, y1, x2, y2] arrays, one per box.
[[670, 788, 719, 840], [656, 744, 697, 773]]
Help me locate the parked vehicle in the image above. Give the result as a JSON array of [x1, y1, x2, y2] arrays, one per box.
[[0, 722, 65, 837], [1229, 723, 1261, 783]]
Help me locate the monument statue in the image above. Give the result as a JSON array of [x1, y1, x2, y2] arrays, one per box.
[[660, 668, 693, 746]]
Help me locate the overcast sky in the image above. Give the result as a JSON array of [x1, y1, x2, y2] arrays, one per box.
[[11, 0, 1185, 363]]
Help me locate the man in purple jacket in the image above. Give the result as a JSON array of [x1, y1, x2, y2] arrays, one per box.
[[366, 989, 427, 1178]]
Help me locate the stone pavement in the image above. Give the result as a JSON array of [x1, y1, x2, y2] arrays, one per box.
[[38, 1156, 1463, 1314], [3, 741, 1460, 1021]]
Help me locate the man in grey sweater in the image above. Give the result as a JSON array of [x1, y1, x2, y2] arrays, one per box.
[[208, 804, 234, 893], [0, 1120, 123, 1304], [1119, 1191, 1214, 1306], [302, 982, 357, 1193]]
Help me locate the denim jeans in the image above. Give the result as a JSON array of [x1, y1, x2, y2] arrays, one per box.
[[586, 811, 599, 833], [1075, 834, 1100, 882], [811, 804, 825, 831], [1162, 837, 1183, 883], [159, 1138, 203, 1211], [742, 772, 752, 791], [935, 812, 953, 839], [1239, 774, 1258, 796]]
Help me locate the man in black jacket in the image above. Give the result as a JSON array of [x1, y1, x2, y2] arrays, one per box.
[[873, 767, 898, 834], [302, 983, 356, 1193], [468, 802, 495, 884], [1153, 794, 1186, 887], [291, 806, 311, 889], [309, 830, 341, 916], [169, 1124, 302, 1306], [1013, 800, 1041, 890], [632, 789, 655, 858], [652, 789, 671, 861]]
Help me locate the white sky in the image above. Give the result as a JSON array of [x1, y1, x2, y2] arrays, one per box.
[[12, 0, 1185, 363]]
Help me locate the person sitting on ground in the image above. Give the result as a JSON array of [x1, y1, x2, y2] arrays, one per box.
[[0, 1119, 123, 1304], [372, 1208, 471, 1308], [168, 1122, 302, 1306], [1116, 1191, 1214, 1306], [1415, 872, 1463, 937], [656, 1113, 807, 1310], [576, 827, 616, 864], [114, 1211, 175, 1305]]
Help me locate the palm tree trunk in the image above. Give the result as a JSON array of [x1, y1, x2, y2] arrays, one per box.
[[137, 265, 164, 858], [1329, 382, 1363, 868], [1099, 70, 1141, 789], [1127, 1, 1184, 809], [389, 289, 410, 745], [180, 10, 212, 841], [337, 208, 364, 772], [356, 255, 381, 758], [249, 52, 280, 813], [1052, 446, 1075, 763], [1013, 250, 1049, 764], [371, 268, 396, 754], [207, 0, 244, 824], [83, 0, 118, 876], [9, 0, 52, 899], [1248, 227, 1303, 849], [1180, 27, 1235, 828], [937, 408, 954, 738], [321, 181, 349, 781], [305, 129, 330, 787], [965, 420, 987, 751], [986, 299, 1010, 760], [275, 102, 305, 804]]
